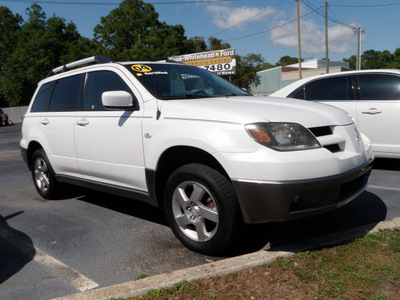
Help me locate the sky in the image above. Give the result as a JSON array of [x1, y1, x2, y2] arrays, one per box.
[[1, 0, 399, 65]]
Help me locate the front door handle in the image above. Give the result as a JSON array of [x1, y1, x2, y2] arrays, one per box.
[[76, 119, 89, 126], [40, 119, 50, 125], [362, 108, 382, 115]]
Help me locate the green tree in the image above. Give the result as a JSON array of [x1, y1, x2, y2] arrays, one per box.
[[232, 53, 265, 90], [0, 6, 23, 106], [188, 36, 208, 53], [362, 49, 382, 69], [208, 37, 231, 51], [185, 36, 230, 53], [343, 55, 356, 70], [1, 4, 87, 106], [392, 48, 400, 69], [275, 55, 299, 66], [256, 62, 274, 72], [345, 49, 400, 70], [0, 7, 22, 67], [376, 50, 394, 68], [94, 0, 193, 61]]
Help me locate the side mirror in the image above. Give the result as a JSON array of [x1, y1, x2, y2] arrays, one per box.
[[102, 91, 135, 110]]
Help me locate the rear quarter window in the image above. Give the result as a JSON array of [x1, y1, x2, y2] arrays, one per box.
[[31, 82, 53, 112]]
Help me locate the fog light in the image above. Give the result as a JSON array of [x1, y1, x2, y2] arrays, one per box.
[[292, 194, 301, 204]]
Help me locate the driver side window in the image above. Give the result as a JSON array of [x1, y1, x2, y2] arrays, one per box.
[[84, 71, 136, 111]]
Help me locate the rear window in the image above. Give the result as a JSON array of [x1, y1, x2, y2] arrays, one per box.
[[357, 74, 400, 100]]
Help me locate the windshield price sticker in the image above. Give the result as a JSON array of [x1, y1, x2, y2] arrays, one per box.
[[201, 63, 235, 76]]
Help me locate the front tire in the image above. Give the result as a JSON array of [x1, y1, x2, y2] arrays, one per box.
[[31, 149, 60, 199], [164, 164, 242, 255]]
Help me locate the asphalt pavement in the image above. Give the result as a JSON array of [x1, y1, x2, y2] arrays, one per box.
[[1, 123, 400, 299]]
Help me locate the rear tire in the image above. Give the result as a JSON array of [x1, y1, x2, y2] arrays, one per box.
[[164, 163, 242, 255], [31, 149, 60, 199]]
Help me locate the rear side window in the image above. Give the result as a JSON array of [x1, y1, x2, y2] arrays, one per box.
[[304, 76, 350, 100], [84, 71, 134, 111], [357, 74, 400, 100], [49, 74, 84, 111], [31, 82, 53, 112]]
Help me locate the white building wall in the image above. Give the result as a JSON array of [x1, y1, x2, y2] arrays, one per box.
[[287, 59, 349, 70]]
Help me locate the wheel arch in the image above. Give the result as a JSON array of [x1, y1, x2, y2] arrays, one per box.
[[26, 141, 45, 170], [151, 146, 229, 208]]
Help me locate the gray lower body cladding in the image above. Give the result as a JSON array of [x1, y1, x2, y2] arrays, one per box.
[[232, 160, 374, 224]]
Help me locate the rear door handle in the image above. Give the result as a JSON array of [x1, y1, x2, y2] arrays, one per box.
[[362, 108, 382, 115], [40, 119, 49, 125], [76, 119, 89, 126]]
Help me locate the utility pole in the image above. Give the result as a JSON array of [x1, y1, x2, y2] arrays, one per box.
[[356, 28, 362, 70], [325, 2, 329, 73], [296, 0, 302, 79]]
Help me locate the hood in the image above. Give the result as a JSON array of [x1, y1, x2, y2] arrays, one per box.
[[159, 96, 353, 128]]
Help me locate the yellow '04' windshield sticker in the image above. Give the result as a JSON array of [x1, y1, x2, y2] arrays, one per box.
[[131, 64, 152, 73]]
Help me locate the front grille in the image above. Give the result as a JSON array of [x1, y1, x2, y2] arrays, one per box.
[[309, 126, 332, 137], [309, 126, 341, 153], [324, 144, 341, 153]]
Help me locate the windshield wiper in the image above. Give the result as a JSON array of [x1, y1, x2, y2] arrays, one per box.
[[225, 93, 252, 97], [161, 93, 216, 100], [160, 95, 189, 100]]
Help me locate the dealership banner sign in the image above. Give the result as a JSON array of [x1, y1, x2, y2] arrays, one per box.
[[168, 49, 236, 76]]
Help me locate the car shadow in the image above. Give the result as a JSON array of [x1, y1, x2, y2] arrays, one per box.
[[75, 186, 387, 258], [76, 190, 168, 226], [228, 190, 387, 256], [373, 158, 400, 171], [0, 211, 36, 284]]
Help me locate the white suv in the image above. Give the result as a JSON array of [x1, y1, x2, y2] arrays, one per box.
[[21, 56, 374, 254]]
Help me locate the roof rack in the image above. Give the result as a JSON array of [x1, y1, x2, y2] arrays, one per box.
[[46, 56, 115, 78]]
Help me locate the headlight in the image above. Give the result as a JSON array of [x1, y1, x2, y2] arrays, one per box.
[[245, 123, 321, 151]]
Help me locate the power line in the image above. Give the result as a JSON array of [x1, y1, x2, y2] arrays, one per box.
[[209, 0, 289, 38], [330, 2, 400, 8], [301, 0, 355, 30], [222, 8, 316, 42], [0, 0, 240, 5]]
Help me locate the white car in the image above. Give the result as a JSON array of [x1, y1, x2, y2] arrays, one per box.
[[271, 69, 400, 158], [21, 56, 374, 254]]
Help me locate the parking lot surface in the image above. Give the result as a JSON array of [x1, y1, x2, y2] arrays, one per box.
[[1, 124, 400, 299]]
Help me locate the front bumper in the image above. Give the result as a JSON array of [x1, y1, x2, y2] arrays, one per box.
[[232, 159, 373, 224]]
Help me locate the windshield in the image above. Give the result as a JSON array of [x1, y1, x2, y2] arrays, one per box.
[[124, 63, 251, 100]]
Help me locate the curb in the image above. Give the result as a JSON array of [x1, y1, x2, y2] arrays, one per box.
[[55, 217, 400, 300]]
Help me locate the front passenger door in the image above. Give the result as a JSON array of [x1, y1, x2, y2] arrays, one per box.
[[74, 69, 147, 192]]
